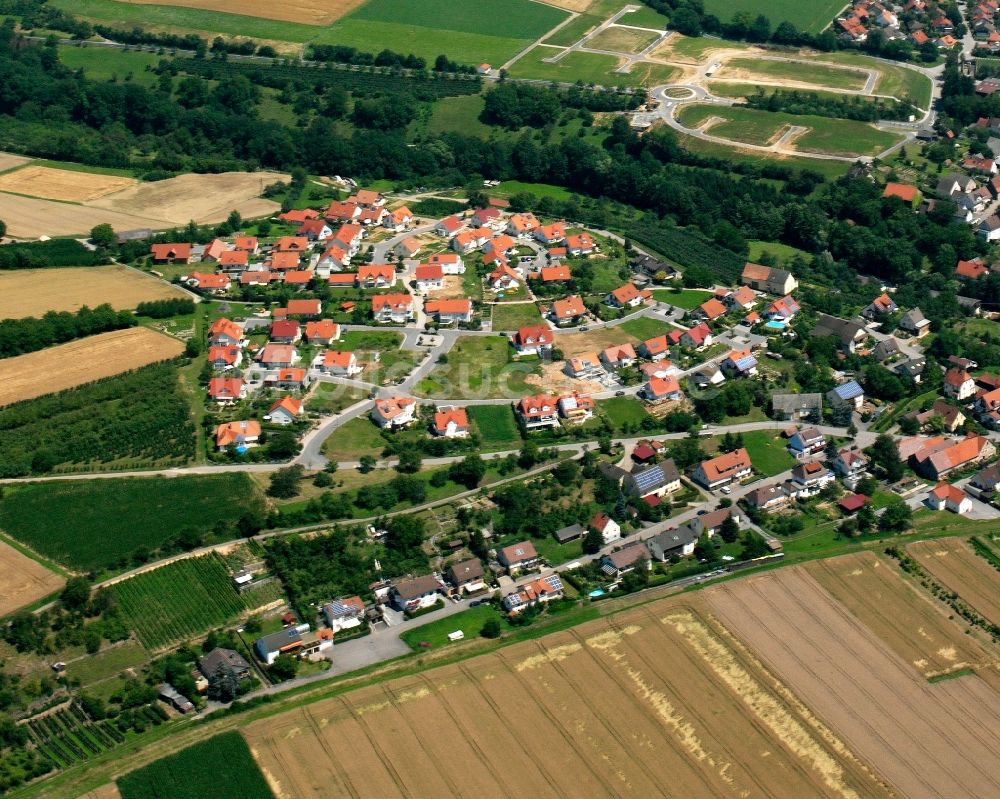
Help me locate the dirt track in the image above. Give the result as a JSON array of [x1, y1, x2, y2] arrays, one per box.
[[0, 539, 64, 617], [908, 538, 1000, 625], [706, 566, 1000, 799]]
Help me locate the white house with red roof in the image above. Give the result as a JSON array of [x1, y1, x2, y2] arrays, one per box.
[[925, 482, 972, 513], [384, 206, 413, 232], [645, 375, 682, 402], [427, 252, 465, 274], [558, 393, 595, 423], [372, 293, 414, 323], [187, 272, 231, 293], [315, 350, 360, 377], [601, 343, 637, 369], [303, 320, 340, 345], [681, 322, 713, 350], [425, 299, 473, 324], [607, 283, 649, 308], [589, 511, 621, 545], [534, 222, 566, 245], [517, 393, 560, 429], [489, 263, 521, 290], [549, 295, 586, 326], [257, 344, 299, 369], [692, 448, 752, 489], [414, 263, 444, 290], [639, 335, 670, 361], [944, 367, 976, 400], [433, 406, 469, 437], [208, 318, 244, 348], [513, 324, 552, 356], [372, 396, 417, 429], [151, 243, 192, 264], [208, 377, 246, 404], [266, 396, 303, 425], [565, 232, 596, 256], [435, 216, 463, 238]]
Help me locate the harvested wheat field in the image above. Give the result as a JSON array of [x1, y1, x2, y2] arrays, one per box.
[[124, 0, 363, 24], [90, 171, 287, 225], [0, 165, 136, 202], [0, 152, 31, 173], [0, 192, 169, 239], [0, 539, 64, 617], [0, 327, 183, 406], [244, 598, 889, 799], [0, 265, 190, 319], [707, 565, 1000, 799], [806, 551, 991, 678], [909, 538, 1000, 625]]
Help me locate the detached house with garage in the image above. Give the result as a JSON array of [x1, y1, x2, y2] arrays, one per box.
[[266, 396, 303, 425], [513, 324, 552, 356], [427, 252, 465, 274], [517, 393, 560, 430], [391, 575, 442, 612], [497, 541, 540, 575], [502, 573, 564, 613], [534, 221, 567, 245], [681, 322, 713, 350], [607, 282, 650, 308], [208, 377, 246, 404], [151, 243, 193, 264], [692, 448, 753, 490], [447, 559, 487, 594], [316, 350, 360, 377], [372, 396, 417, 429], [425, 299, 473, 325], [432, 406, 469, 437], [372, 293, 414, 324], [208, 318, 244, 347]]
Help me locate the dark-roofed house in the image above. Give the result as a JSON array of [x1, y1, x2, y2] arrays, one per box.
[[826, 380, 865, 411], [811, 314, 867, 353], [787, 427, 826, 459], [770, 392, 822, 422], [600, 543, 651, 577], [872, 337, 902, 362], [554, 524, 584, 544], [446, 559, 486, 594], [648, 525, 699, 560], [198, 648, 251, 681], [970, 463, 1000, 495], [255, 627, 306, 665], [741, 263, 798, 295], [898, 307, 931, 338], [497, 541, 540, 575], [599, 460, 682, 499], [690, 507, 740, 537], [391, 575, 442, 612], [743, 483, 794, 510]]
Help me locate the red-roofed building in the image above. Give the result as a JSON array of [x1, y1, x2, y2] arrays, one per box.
[[286, 299, 322, 318], [513, 324, 552, 356], [208, 377, 245, 404], [266, 396, 303, 425], [424, 299, 473, 324], [317, 350, 360, 376], [517, 393, 560, 429], [692, 448, 752, 489], [607, 282, 650, 308], [304, 320, 341, 345], [433, 406, 469, 438], [151, 243, 192, 264], [269, 319, 301, 344], [549, 295, 586, 325]]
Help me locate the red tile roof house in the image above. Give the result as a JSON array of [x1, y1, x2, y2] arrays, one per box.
[[383, 206, 413, 232], [257, 344, 298, 369], [151, 243, 193, 264], [472, 206, 503, 229], [549, 295, 587, 326], [589, 511, 622, 545], [566, 232, 596, 256], [425, 299, 473, 325], [489, 263, 521, 290], [208, 377, 246, 404], [280, 208, 320, 224], [394, 237, 421, 259], [557, 392, 595, 423], [214, 420, 260, 451], [414, 263, 444, 290], [433, 406, 469, 437], [513, 324, 553, 356], [201, 238, 230, 263], [535, 264, 572, 283], [234, 235, 258, 253], [944, 367, 977, 400], [607, 282, 651, 308], [286, 299, 322, 318], [356, 264, 396, 288], [644, 375, 682, 402], [218, 250, 250, 273], [269, 367, 310, 391], [502, 574, 564, 614], [371, 396, 418, 429], [316, 350, 361, 377], [681, 322, 713, 350], [265, 396, 304, 425], [268, 251, 302, 272], [304, 320, 340, 345], [497, 541, 540, 575], [208, 318, 244, 347], [690, 297, 727, 322], [639, 335, 670, 361], [601, 343, 637, 370], [925, 482, 973, 514], [269, 319, 301, 344], [372, 293, 415, 324], [910, 434, 995, 479], [186, 272, 231, 293], [516, 393, 561, 430], [692, 448, 753, 490], [534, 221, 567, 245], [208, 345, 242, 370], [297, 219, 333, 241], [427, 252, 465, 274], [837, 493, 870, 515], [435, 215, 463, 238]]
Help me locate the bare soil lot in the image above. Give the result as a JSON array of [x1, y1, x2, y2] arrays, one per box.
[[0, 265, 189, 319], [124, 0, 363, 25], [908, 538, 1000, 625], [90, 171, 287, 225], [0, 165, 136, 202], [707, 565, 1000, 799], [244, 597, 889, 799], [806, 551, 990, 678], [0, 327, 183, 406], [555, 326, 641, 357], [0, 538, 64, 617], [0, 152, 31, 173]]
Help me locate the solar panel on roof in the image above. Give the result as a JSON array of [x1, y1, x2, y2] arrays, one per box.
[[633, 466, 665, 492], [735, 356, 757, 370]]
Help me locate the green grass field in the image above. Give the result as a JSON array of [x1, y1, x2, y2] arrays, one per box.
[[118, 732, 274, 799], [111, 554, 272, 650], [419, 336, 539, 399], [747, 240, 808, 265], [818, 52, 932, 107], [597, 396, 652, 431], [492, 302, 543, 331], [309, 383, 370, 415], [708, 82, 879, 103], [467, 405, 522, 450], [492, 181, 575, 201], [719, 58, 869, 92], [701, 0, 845, 34], [58, 46, 162, 86], [677, 104, 787, 146], [650, 288, 714, 309], [321, 416, 387, 462], [618, 316, 671, 340], [399, 602, 502, 649], [674, 131, 852, 179], [741, 430, 796, 476], [0, 474, 262, 573], [507, 46, 678, 88], [64, 641, 149, 686], [421, 94, 495, 139]]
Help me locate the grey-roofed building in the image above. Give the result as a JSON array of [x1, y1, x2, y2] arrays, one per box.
[[158, 683, 194, 713], [872, 337, 902, 362], [198, 648, 251, 681], [554, 524, 584, 544], [893, 357, 927, 382], [255, 627, 305, 665], [826, 380, 865, 410], [647, 525, 699, 561], [391, 574, 442, 611], [899, 307, 931, 337], [810, 314, 867, 352], [600, 543, 651, 577], [770, 392, 822, 421], [599, 459, 681, 498], [446, 559, 486, 594]]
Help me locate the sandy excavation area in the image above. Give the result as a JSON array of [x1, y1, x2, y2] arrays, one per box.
[[706, 564, 1000, 799], [0, 165, 136, 202], [0, 265, 190, 319], [0, 539, 64, 617], [244, 596, 889, 799], [0, 327, 184, 406]]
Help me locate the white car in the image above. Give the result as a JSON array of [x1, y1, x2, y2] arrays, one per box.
[[720, 486, 732, 495]]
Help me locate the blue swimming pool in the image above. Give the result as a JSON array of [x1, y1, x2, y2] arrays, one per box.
[[588, 589, 605, 598], [765, 319, 787, 330]]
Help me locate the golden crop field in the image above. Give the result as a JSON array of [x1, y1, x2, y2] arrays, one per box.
[[124, 0, 364, 24], [0, 265, 190, 319], [908, 538, 1000, 625], [0, 539, 64, 617], [707, 563, 1000, 799], [244, 597, 889, 799], [0, 165, 136, 202], [0, 192, 169, 239], [0, 327, 184, 406], [806, 551, 992, 678]]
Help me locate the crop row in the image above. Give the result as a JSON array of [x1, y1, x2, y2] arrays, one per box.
[[25, 706, 123, 770]]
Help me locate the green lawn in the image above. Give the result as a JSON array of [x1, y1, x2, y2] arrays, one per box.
[[720, 58, 869, 92], [507, 46, 678, 88], [650, 288, 713, 309], [399, 603, 502, 650], [492, 303, 543, 331], [674, 131, 852, 180], [320, 416, 388, 462], [421, 94, 495, 139], [309, 383, 370, 414], [677, 104, 786, 146], [533, 534, 584, 566], [701, 0, 845, 34], [709, 82, 880, 104], [64, 641, 149, 686], [468, 404, 523, 450], [818, 52, 932, 107], [618, 316, 671, 340], [492, 181, 575, 201], [747, 240, 808, 265], [58, 46, 162, 86], [589, 260, 629, 294], [0, 474, 263, 574], [597, 397, 652, 431], [742, 430, 797, 476], [420, 336, 539, 399]]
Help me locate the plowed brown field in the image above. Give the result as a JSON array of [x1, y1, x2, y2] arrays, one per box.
[[0, 265, 189, 319], [0, 539, 63, 616], [0, 327, 183, 406], [806, 551, 990, 678], [707, 565, 1000, 799], [244, 599, 890, 799], [908, 538, 1000, 625]]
